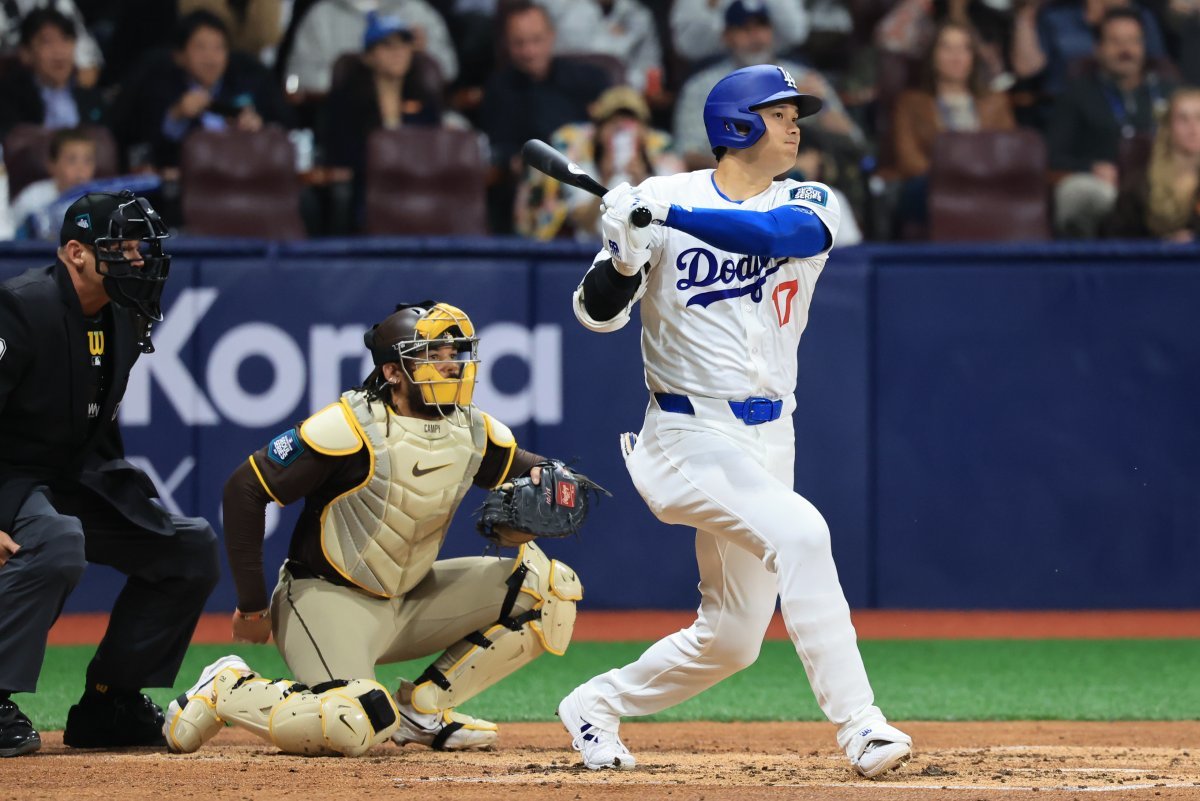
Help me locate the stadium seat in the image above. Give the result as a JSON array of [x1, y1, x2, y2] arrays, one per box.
[[928, 130, 1050, 242], [3, 124, 119, 199], [180, 127, 305, 240], [364, 128, 486, 236]]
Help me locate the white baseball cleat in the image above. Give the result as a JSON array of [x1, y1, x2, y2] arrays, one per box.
[[163, 654, 251, 753], [391, 686, 498, 751], [846, 721, 912, 778], [557, 690, 636, 770]]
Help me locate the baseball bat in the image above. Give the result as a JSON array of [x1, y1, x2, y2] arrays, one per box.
[[521, 139, 653, 228]]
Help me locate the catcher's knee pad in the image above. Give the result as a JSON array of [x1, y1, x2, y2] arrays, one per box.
[[164, 694, 222, 754], [412, 542, 582, 713], [212, 670, 298, 743], [270, 679, 400, 757]]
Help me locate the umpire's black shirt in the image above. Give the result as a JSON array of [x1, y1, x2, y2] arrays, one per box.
[[0, 261, 171, 534]]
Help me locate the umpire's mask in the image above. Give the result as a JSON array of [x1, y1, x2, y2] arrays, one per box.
[[62, 190, 172, 322]]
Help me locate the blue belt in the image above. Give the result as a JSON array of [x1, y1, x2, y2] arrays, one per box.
[[653, 392, 783, 426]]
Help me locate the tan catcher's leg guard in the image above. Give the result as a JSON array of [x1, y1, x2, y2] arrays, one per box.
[[399, 542, 582, 750], [164, 655, 399, 757]]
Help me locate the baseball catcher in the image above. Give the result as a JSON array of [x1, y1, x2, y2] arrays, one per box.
[[214, 301, 595, 753]]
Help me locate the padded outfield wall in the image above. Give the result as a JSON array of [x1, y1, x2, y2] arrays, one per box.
[[1, 238, 1196, 611]]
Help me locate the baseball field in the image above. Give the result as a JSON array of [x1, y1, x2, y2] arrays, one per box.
[[5, 610, 1200, 800]]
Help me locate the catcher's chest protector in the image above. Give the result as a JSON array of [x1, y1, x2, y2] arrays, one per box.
[[320, 391, 486, 597]]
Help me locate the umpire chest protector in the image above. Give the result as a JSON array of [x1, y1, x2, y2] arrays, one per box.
[[300, 389, 487, 598]]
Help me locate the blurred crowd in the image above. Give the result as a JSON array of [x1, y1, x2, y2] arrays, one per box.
[[1, 0, 1199, 244]]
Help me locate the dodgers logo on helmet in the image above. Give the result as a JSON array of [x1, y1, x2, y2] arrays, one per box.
[[703, 64, 824, 153]]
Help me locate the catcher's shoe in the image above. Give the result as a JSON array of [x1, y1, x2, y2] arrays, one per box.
[[64, 687, 166, 748], [164, 655, 252, 753], [557, 689, 636, 770], [0, 698, 41, 757], [391, 685, 498, 751], [846, 721, 912, 778]]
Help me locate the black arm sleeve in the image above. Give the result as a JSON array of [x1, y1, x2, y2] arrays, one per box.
[[580, 257, 643, 322]]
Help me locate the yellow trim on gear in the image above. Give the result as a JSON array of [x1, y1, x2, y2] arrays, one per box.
[[482, 413, 518, 487], [316, 400, 388, 598], [549, 560, 583, 601], [248, 455, 284, 506]]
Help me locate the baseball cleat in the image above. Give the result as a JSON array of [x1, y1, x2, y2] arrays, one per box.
[[557, 690, 636, 770], [391, 684, 498, 751], [163, 654, 251, 753], [846, 721, 912, 778]]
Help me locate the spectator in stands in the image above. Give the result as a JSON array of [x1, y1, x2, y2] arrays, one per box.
[[516, 85, 682, 240], [670, 0, 808, 68], [480, 1, 611, 170], [8, 127, 94, 240], [1105, 86, 1200, 239], [178, 0, 285, 57], [790, 138, 864, 246], [0, 8, 105, 140], [672, 0, 863, 171], [536, 0, 662, 92], [128, 10, 291, 169], [1011, 0, 1168, 101], [892, 20, 1016, 226], [1158, 0, 1200, 85], [875, 0, 1016, 90], [323, 10, 442, 224], [1048, 7, 1174, 237], [0, 0, 101, 87], [285, 0, 457, 93]]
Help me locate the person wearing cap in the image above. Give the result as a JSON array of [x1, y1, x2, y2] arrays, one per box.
[[670, 0, 809, 69], [323, 9, 444, 228], [0, 191, 220, 758], [672, 0, 863, 171], [516, 85, 683, 240]]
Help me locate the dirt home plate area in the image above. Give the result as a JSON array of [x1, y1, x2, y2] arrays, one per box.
[[12, 611, 1200, 800], [4, 722, 1199, 801]]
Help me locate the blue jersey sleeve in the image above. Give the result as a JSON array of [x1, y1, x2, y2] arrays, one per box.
[[663, 203, 832, 259]]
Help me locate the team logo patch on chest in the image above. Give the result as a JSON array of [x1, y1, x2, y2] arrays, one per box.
[[675, 248, 788, 308], [789, 186, 828, 206], [267, 428, 304, 466]]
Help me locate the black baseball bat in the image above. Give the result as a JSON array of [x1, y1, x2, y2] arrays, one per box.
[[521, 139, 653, 228]]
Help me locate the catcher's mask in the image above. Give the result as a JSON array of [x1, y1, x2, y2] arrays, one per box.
[[62, 190, 171, 322], [364, 301, 479, 411]]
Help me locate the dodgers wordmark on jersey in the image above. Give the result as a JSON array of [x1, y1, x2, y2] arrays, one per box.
[[574, 170, 841, 401]]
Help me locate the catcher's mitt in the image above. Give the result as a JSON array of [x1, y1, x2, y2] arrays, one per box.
[[476, 460, 610, 546]]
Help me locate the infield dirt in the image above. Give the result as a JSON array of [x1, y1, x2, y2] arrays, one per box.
[[5, 721, 1200, 801]]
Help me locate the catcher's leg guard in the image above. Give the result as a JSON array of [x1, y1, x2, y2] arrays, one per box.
[[213, 670, 399, 757], [164, 654, 252, 754], [410, 542, 582, 716]]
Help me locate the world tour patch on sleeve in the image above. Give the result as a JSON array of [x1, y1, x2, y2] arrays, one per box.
[[267, 428, 305, 466], [789, 185, 828, 206]]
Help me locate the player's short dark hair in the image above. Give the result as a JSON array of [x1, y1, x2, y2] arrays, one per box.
[[174, 9, 229, 51], [1095, 7, 1144, 42], [49, 127, 94, 161], [19, 7, 76, 47]]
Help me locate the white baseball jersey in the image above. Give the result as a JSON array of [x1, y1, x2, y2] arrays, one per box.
[[574, 169, 841, 401]]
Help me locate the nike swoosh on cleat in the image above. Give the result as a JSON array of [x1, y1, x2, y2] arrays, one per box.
[[412, 462, 452, 477]]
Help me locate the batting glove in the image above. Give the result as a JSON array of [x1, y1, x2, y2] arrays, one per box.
[[601, 205, 651, 276], [601, 183, 671, 226]]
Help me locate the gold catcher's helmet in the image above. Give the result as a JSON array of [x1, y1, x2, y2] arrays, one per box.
[[364, 301, 479, 408]]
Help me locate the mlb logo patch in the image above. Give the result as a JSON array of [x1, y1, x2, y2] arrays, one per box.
[[557, 480, 577, 508], [789, 185, 828, 206], [607, 239, 621, 257], [74, 213, 91, 229], [267, 428, 304, 466]]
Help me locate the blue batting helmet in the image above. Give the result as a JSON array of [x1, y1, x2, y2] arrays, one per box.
[[703, 65, 823, 153]]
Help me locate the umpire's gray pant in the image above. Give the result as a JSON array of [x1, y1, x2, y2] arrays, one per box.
[[0, 487, 220, 694]]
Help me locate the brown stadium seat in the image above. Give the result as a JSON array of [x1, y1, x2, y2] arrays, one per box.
[[180, 126, 305, 239], [364, 127, 486, 236], [3, 124, 119, 199], [928, 130, 1050, 242]]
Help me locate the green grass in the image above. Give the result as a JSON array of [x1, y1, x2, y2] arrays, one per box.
[[17, 639, 1200, 729]]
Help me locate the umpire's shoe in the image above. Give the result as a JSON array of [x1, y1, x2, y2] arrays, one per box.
[[63, 686, 167, 748], [0, 697, 41, 757]]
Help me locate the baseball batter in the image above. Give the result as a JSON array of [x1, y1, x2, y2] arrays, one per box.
[[557, 65, 912, 778], [216, 302, 582, 752]]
